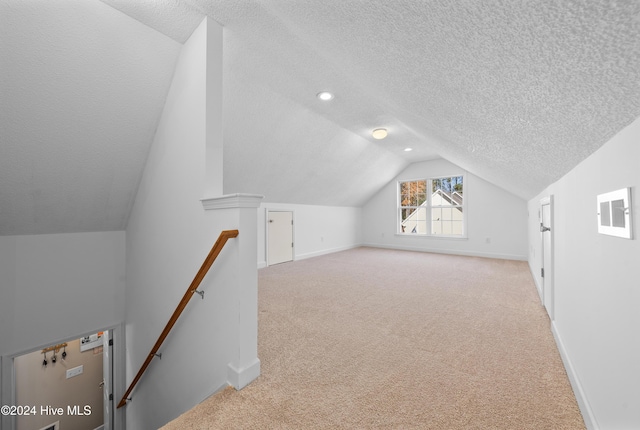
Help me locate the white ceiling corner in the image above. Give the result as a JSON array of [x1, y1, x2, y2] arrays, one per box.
[[98, 0, 206, 43]]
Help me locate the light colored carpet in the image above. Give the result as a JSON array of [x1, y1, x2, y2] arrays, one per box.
[[163, 247, 585, 429]]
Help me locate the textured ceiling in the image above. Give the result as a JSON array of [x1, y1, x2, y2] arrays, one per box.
[[2, 0, 640, 235], [0, 0, 181, 235]]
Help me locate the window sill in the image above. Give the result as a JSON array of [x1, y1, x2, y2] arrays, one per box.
[[394, 233, 468, 241]]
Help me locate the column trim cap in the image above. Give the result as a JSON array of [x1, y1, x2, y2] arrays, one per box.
[[201, 193, 264, 210]]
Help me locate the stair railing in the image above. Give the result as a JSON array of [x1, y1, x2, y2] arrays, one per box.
[[117, 229, 239, 408]]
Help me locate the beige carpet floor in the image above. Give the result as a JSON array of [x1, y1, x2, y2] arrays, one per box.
[[163, 247, 585, 429]]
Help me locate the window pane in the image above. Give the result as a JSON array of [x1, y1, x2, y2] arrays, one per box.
[[432, 208, 442, 221], [417, 192, 426, 206], [400, 193, 409, 206], [452, 189, 463, 205], [400, 208, 410, 233], [401, 207, 427, 234], [452, 176, 463, 193], [433, 221, 442, 234], [400, 182, 410, 196], [400, 180, 427, 208], [432, 178, 441, 193], [401, 208, 412, 222]]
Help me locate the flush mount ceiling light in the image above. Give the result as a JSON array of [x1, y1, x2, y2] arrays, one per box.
[[372, 128, 388, 139], [316, 91, 334, 101], [404, 147, 413, 152]]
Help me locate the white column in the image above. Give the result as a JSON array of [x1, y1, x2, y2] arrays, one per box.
[[201, 193, 263, 389]]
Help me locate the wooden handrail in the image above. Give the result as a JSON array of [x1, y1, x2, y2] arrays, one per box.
[[117, 229, 239, 408]]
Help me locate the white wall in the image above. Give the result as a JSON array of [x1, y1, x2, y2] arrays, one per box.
[[258, 203, 362, 267], [124, 18, 256, 430], [362, 158, 528, 260], [0, 231, 125, 430], [528, 117, 640, 430], [0, 231, 125, 357]]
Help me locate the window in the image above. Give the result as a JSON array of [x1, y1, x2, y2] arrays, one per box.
[[399, 176, 464, 236]]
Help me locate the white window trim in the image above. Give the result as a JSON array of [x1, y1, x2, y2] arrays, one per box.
[[397, 173, 467, 238]]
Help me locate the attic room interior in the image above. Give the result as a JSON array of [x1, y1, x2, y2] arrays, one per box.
[[1, 1, 638, 429]]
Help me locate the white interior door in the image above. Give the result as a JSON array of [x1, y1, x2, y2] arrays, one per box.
[[541, 200, 554, 319], [267, 211, 293, 266], [102, 330, 112, 430]]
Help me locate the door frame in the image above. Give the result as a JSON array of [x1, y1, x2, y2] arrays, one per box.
[[102, 330, 113, 430], [0, 323, 126, 430], [266, 210, 295, 266], [540, 195, 555, 320]]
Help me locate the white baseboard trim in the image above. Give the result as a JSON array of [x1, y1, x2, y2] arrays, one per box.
[[551, 322, 599, 430], [261, 243, 527, 269], [227, 358, 261, 390], [259, 244, 362, 269], [295, 244, 361, 261], [362, 242, 527, 261]]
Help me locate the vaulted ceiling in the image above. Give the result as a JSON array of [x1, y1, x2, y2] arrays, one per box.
[[2, 0, 639, 235]]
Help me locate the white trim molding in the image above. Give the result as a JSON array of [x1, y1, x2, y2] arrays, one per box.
[[363, 243, 527, 261], [201, 193, 264, 210], [552, 323, 599, 430], [227, 358, 261, 391]]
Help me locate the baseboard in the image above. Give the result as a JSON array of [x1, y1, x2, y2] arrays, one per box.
[[227, 358, 260, 390], [258, 245, 361, 269], [551, 322, 599, 430], [260, 242, 521, 267], [295, 244, 361, 261], [362, 242, 527, 261]]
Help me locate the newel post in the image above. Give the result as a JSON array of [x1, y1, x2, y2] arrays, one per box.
[[201, 193, 264, 389]]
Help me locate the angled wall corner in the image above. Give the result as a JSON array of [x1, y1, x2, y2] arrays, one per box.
[[205, 17, 224, 198]]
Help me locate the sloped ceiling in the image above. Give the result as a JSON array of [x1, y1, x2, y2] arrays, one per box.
[[0, 0, 181, 235], [2, 0, 640, 235]]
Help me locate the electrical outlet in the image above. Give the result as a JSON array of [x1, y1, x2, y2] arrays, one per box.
[[66, 365, 83, 379]]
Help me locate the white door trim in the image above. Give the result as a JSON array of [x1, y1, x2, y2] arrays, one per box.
[[266, 210, 295, 266], [540, 195, 555, 320]]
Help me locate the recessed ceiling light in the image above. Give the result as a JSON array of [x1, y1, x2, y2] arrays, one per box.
[[372, 128, 388, 139], [404, 147, 413, 152], [317, 91, 334, 101]]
